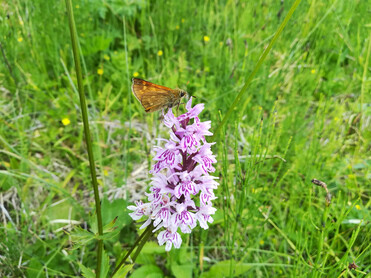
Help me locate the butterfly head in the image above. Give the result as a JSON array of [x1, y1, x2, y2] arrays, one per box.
[[177, 89, 188, 98], [180, 90, 187, 97]]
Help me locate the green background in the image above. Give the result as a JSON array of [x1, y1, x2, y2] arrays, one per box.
[[0, 0, 370, 277]]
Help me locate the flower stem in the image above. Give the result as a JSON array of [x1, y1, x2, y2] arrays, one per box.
[[111, 224, 153, 277], [130, 226, 153, 258], [64, 0, 104, 276], [212, 0, 302, 140]]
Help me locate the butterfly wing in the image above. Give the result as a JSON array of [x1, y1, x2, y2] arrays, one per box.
[[141, 91, 176, 112], [132, 78, 172, 101], [132, 78, 176, 112]]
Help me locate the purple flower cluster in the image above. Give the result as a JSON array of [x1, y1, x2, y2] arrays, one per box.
[[128, 98, 218, 251]]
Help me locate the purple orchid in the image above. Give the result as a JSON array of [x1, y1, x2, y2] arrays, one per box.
[[128, 97, 218, 251]]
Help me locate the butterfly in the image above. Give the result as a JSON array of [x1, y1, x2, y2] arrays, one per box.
[[131, 78, 188, 113]]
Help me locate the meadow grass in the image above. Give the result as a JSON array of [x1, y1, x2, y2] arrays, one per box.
[[0, 0, 370, 277]]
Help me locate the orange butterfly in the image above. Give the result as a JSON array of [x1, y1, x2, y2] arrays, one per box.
[[131, 78, 188, 113]]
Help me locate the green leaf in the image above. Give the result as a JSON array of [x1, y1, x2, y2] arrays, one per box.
[[70, 226, 95, 247], [79, 263, 95, 278], [103, 216, 119, 233], [130, 265, 164, 278], [100, 250, 110, 278], [140, 241, 166, 254], [136, 241, 166, 265], [89, 212, 98, 234], [200, 260, 251, 278], [81, 36, 113, 55], [27, 258, 45, 278], [112, 264, 134, 278], [99, 228, 121, 240], [101, 197, 131, 228], [45, 197, 77, 222], [171, 264, 193, 278]]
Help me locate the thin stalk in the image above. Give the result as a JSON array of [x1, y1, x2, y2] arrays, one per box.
[[111, 224, 153, 277], [0, 42, 17, 86], [65, 1, 104, 277], [360, 33, 371, 136], [123, 16, 132, 189], [212, 0, 302, 140], [131, 225, 153, 261]]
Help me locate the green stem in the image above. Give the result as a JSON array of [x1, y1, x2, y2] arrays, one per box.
[[64, 1, 104, 277], [131, 225, 153, 261], [111, 224, 153, 277], [212, 0, 302, 140]]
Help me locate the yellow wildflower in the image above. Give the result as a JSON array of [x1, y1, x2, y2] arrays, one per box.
[[97, 68, 104, 75], [17, 37, 23, 42], [103, 169, 109, 176], [175, 25, 180, 30], [62, 118, 71, 126], [133, 72, 139, 77], [181, 18, 185, 23], [203, 36, 210, 42], [157, 50, 163, 56], [19, 20, 24, 26], [259, 240, 264, 245], [103, 54, 110, 61], [1, 161, 10, 168], [311, 69, 316, 74], [355, 205, 361, 210]]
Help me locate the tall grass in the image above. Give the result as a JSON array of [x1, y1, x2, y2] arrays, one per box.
[[0, 0, 370, 277]]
